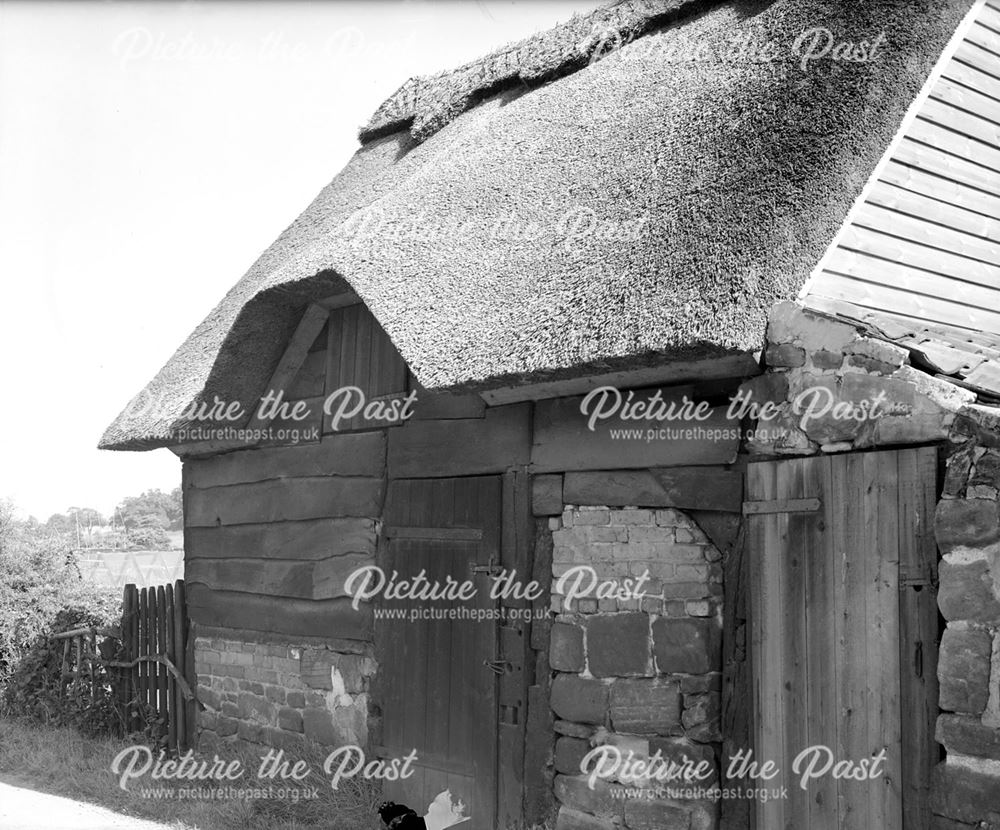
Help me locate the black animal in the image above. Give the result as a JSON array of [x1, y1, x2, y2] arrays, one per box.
[[376, 800, 427, 830]]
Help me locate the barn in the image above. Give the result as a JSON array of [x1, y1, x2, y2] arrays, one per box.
[[101, 0, 1000, 828]]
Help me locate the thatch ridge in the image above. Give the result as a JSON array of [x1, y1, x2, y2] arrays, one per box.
[[360, 0, 711, 142]]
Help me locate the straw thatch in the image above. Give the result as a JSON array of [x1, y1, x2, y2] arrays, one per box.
[[101, 0, 973, 450]]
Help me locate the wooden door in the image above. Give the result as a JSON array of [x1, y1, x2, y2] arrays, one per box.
[[377, 476, 500, 829], [746, 448, 939, 830]]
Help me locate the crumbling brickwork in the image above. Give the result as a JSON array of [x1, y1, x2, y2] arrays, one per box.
[[547, 506, 722, 830], [194, 635, 376, 753]]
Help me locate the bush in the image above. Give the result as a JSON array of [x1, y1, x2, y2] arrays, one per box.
[[1, 608, 127, 736], [0, 500, 122, 733]]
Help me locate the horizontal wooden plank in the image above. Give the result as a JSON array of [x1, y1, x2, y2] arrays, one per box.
[[532, 389, 739, 473], [823, 245, 1000, 311], [854, 200, 1000, 265], [967, 21, 1000, 65], [323, 392, 412, 434], [185, 432, 385, 489], [880, 160, 1000, 218], [564, 466, 743, 512], [837, 224, 1000, 289], [894, 136, 1000, 198], [955, 39, 1000, 83], [478, 353, 760, 406], [865, 181, 1000, 242], [384, 527, 483, 541], [982, 2, 1000, 31], [186, 553, 372, 600], [919, 98, 1000, 151], [171, 404, 326, 457], [186, 584, 372, 641], [185, 518, 376, 560], [942, 53, 1000, 107], [906, 117, 1000, 180], [387, 403, 530, 479], [931, 77, 1000, 134], [743, 498, 821, 515], [810, 271, 1000, 334], [185, 477, 384, 527], [410, 391, 486, 420]]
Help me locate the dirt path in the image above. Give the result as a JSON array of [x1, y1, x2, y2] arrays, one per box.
[[0, 778, 174, 830]]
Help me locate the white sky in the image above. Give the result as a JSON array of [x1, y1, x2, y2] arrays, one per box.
[[0, 0, 601, 522]]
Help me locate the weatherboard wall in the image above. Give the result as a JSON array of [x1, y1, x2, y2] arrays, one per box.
[[177, 300, 749, 829], [804, 0, 1000, 337]]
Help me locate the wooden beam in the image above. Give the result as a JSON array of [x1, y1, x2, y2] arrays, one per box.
[[410, 391, 486, 420], [247, 303, 329, 431], [314, 292, 360, 310], [383, 527, 483, 541], [186, 553, 373, 601], [388, 403, 531, 479], [532, 391, 740, 473], [478, 354, 759, 406], [185, 432, 385, 488], [563, 467, 743, 512], [185, 518, 376, 561], [184, 476, 383, 527], [186, 584, 372, 641], [742, 498, 821, 515]]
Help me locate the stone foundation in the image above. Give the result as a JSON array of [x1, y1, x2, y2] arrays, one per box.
[[194, 634, 376, 752], [548, 506, 722, 830]]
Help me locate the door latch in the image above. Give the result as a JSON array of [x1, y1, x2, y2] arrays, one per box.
[[483, 659, 512, 675], [471, 560, 503, 578]]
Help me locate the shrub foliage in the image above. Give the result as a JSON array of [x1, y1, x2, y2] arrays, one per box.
[[0, 499, 123, 734]]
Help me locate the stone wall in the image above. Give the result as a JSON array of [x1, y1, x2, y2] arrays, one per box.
[[931, 446, 1000, 829], [194, 633, 376, 753], [743, 302, 974, 457], [547, 505, 723, 830]]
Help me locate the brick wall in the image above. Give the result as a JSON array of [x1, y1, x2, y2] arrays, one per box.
[[547, 505, 723, 830], [194, 635, 376, 753]]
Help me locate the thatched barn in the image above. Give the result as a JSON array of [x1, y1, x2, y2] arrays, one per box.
[[102, 0, 1000, 827]]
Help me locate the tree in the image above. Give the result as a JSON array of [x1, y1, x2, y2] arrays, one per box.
[[67, 507, 105, 529], [44, 512, 74, 534], [116, 488, 182, 533]]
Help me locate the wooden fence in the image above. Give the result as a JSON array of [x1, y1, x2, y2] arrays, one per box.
[[53, 579, 196, 751]]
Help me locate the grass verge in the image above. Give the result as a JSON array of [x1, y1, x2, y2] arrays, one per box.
[[0, 717, 382, 830]]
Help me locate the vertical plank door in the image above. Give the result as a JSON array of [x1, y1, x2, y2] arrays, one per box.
[[378, 476, 501, 830], [746, 447, 938, 830]]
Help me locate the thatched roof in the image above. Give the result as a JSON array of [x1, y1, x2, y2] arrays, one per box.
[[101, 0, 973, 450]]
